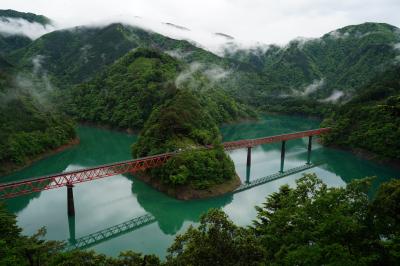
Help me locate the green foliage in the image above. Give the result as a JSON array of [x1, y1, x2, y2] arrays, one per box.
[[223, 22, 400, 116], [67, 48, 181, 129], [156, 148, 235, 189], [1, 174, 400, 265], [0, 60, 76, 174], [321, 66, 400, 159], [252, 173, 400, 265], [8, 22, 229, 89], [132, 88, 244, 188], [165, 209, 265, 266]]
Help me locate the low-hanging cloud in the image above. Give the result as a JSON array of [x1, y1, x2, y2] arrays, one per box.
[[0, 17, 55, 39], [2, 0, 399, 53], [302, 79, 325, 96], [175, 62, 231, 89], [2, 54, 56, 108], [320, 90, 344, 103]]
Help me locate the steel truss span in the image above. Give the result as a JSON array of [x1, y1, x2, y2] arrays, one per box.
[[222, 128, 331, 150], [0, 153, 174, 199], [0, 128, 330, 199]]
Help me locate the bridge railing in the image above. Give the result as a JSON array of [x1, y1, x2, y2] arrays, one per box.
[[0, 152, 174, 199], [223, 128, 331, 150]]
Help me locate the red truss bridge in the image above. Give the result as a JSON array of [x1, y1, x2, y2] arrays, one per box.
[[0, 128, 331, 201]]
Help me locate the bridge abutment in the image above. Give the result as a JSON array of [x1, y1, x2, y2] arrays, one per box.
[[67, 182, 75, 216]]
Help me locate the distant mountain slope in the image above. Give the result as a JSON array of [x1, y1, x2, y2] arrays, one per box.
[[66, 48, 253, 130], [7, 23, 234, 88], [224, 22, 400, 105]]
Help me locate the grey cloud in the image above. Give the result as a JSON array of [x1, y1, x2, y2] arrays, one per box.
[[0, 17, 55, 39], [1, 0, 399, 52]]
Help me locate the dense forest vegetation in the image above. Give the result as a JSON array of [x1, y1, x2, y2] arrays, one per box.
[[1, 174, 399, 265], [322, 66, 400, 160], [65, 47, 253, 191], [0, 56, 76, 175], [66, 48, 182, 130]]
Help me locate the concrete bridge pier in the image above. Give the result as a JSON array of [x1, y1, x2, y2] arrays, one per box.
[[67, 182, 75, 216], [246, 146, 252, 167], [280, 141, 286, 173], [307, 136, 312, 165]]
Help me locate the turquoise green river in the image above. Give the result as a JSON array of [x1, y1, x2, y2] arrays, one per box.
[[1, 114, 399, 258]]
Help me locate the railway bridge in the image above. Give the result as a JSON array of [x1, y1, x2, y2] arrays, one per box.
[[0, 128, 331, 217]]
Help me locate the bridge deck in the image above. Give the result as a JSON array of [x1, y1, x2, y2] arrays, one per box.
[[0, 128, 330, 199]]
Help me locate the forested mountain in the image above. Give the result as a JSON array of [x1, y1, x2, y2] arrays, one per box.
[[0, 56, 75, 174], [224, 23, 400, 110], [1, 8, 400, 170], [66, 48, 252, 192], [7, 23, 233, 88], [66, 48, 253, 130], [322, 65, 400, 160]]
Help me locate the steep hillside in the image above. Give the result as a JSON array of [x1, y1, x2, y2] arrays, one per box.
[[224, 23, 400, 112], [66, 48, 253, 130], [0, 56, 76, 175], [66, 48, 181, 129], [7, 23, 234, 88], [321, 66, 400, 160]]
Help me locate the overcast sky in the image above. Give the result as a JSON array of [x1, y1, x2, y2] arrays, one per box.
[[1, 0, 400, 51]]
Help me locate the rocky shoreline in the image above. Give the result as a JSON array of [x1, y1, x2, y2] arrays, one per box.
[[135, 173, 242, 200]]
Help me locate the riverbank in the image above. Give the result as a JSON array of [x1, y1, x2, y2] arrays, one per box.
[[323, 142, 400, 171], [135, 173, 242, 200], [0, 138, 80, 177]]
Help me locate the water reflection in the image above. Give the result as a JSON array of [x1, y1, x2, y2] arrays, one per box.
[[130, 176, 233, 235], [0, 115, 398, 258]]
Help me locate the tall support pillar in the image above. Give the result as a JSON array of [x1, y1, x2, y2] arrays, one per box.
[[67, 182, 75, 216], [246, 146, 252, 167], [307, 136, 312, 165], [280, 141, 286, 173]]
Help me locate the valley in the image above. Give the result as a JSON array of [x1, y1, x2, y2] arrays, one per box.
[[0, 7, 399, 265]]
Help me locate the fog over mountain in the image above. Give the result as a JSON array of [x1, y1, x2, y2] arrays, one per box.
[[1, 0, 400, 53]]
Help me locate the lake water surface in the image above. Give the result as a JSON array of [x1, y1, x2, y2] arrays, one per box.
[[1, 114, 399, 258]]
